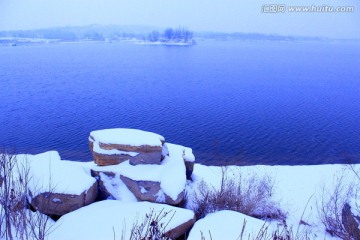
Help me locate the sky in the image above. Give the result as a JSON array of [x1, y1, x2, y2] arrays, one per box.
[[0, 0, 359, 39]]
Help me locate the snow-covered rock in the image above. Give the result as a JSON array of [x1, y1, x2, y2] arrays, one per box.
[[89, 128, 165, 166], [49, 200, 196, 240], [188, 210, 271, 240], [85, 143, 189, 205], [17, 151, 98, 216]]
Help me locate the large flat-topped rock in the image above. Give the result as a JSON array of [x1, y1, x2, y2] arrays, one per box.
[[89, 128, 165, 166]]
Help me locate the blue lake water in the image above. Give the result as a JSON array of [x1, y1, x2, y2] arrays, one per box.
[[0, 40, 359, 165]]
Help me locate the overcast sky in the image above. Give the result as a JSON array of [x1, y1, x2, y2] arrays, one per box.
[[0, 0, 359, 39]]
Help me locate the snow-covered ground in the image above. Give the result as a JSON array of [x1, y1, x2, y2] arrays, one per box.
[[186, 163, 356, 239], [2, 149, 357, 239], [78, 160, 354, 239]]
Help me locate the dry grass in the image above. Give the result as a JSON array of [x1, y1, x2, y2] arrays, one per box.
[[115, 208, 174, 240], [198, 219, 312, 240], [191, 167, 285, 221], [317, 166, 360, 240], [0, 151, 55, 240]]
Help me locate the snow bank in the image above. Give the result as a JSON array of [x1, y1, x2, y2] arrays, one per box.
[[188, 210, 271, 240], [89, 128, 165, 147], [49, 200, 194, 240]]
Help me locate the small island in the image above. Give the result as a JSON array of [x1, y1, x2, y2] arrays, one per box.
[[141, 27, 196, 46]]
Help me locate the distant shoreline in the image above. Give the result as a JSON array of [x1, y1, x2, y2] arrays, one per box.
[[2, 37, 360, 48]]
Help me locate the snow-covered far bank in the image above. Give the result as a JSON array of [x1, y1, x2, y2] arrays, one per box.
[[136, 40, 196, 46]]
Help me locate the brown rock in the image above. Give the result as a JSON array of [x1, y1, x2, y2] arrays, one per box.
[[89, 139, 163, 166], [120, 175, 184, 205], [165, 215, 196, 239], [128, 150, 163, 165], [29, 182, 98, 216]]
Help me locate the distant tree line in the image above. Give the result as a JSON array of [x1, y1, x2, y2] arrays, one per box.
[[146, 27, 194, 43], [0, 25, 149, 41]]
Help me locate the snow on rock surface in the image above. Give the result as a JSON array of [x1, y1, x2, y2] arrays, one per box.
[[188, 210, 271, 240], [49, 200, 196, 240], [89, 128, 165, 166], [89, 128, 165, 147], [16, 151, 97, 215], [91, 170, 138, 202]]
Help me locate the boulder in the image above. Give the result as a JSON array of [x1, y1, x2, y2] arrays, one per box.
[[49, 200, 196, 240], [89, 128, 165, 166], [20, 152, 98, 216], [29, 182, 98, 216], [166, 215, 196, 239], [342, 202, 360, 239]]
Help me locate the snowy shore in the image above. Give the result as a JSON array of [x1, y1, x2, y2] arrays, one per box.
[[3, 154, 355, 239], [1, 128, 358, 239]]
